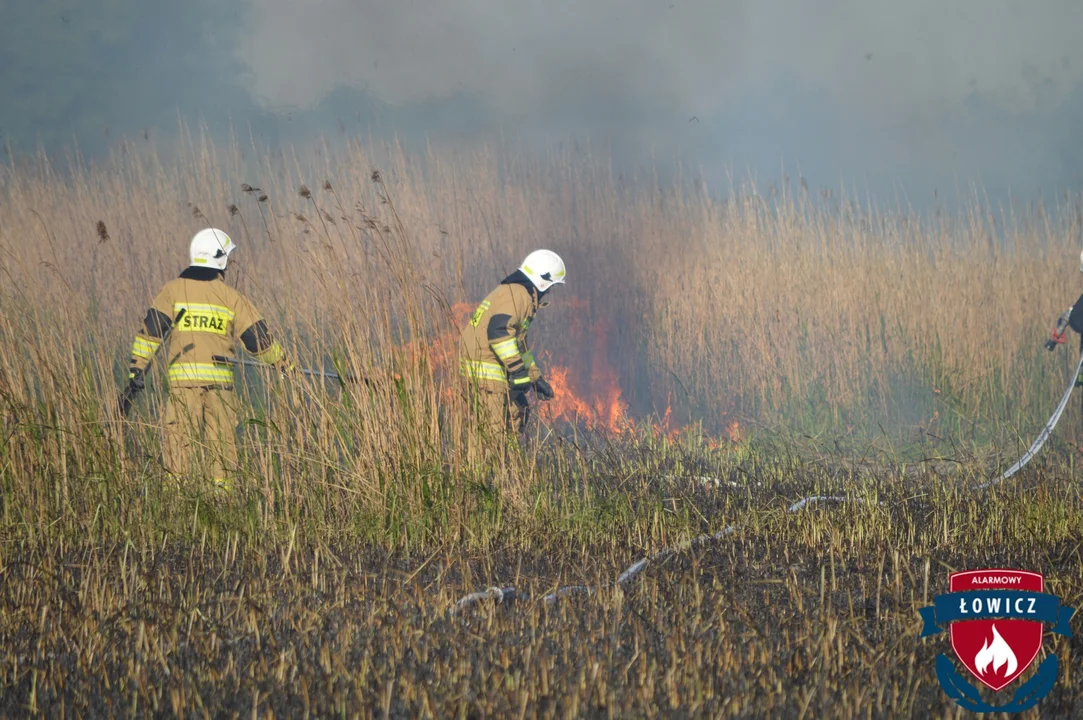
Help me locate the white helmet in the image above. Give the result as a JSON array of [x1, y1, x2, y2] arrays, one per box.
[[519, 249, 566, 293], [189, 228, 235, 270]]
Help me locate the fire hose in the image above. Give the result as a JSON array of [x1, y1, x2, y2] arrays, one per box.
[[454, 327, 1083, 613], [977, 311, 1083, 489], [452, 496, 876, 613], [975, 351, 1083, 489], [211, 355, 373, 387]]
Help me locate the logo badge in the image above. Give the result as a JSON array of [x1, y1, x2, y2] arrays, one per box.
[[919, 568, 1075, 713], [950, 570, 1043, 691]]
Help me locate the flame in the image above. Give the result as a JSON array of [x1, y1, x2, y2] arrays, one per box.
[[651, 403, 681, 441], [397, 295, 747, 445], [974, 624, 1018, 677], [543, 364, 630, 433], [538, 317, 631, 433], [393, 302, 475, 402]]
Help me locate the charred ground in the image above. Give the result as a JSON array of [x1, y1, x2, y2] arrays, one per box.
[[3, 448, 1083, 718]]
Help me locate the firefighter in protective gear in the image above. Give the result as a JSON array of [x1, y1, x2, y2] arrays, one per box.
[[1046, 250, 1083, 382], [459, 250, 565, 435], [120, 228, 292, 490]]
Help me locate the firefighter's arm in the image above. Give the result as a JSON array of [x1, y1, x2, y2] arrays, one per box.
[[239, 320, 293, 370], [486, 313, 533, 391], [1067, 296, 1083, 334], [1046, 297, 1083, 350], [126, 291, 173, 390], [520, 334, 542, 383], [519, 336, 553, 398], [234, 296, 292, 370]]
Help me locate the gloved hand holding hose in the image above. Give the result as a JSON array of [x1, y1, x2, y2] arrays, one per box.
[[1046, 307, 1073, 351], [118, 368, 146, 417], [533, 376, 555, 401]]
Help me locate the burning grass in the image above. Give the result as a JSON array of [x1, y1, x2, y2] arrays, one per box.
[[2, 133, 1083, 714]]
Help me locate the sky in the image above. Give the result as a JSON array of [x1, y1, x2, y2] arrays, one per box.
[[4, 0, 1083, 205]]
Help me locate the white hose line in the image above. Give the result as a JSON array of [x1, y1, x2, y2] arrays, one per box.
[[545, 497, 862, 604], [976, 352, 1083, 490], [453, 354, 1083, 612], [451, 586, 521, 614]]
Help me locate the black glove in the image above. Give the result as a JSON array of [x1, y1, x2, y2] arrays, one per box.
[[533, 376, 555, 401], [118, 370, 145, 417]]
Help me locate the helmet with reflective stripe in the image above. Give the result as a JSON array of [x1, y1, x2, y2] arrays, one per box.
[[189, 228, 235, 270], [519, 249, 566, 293]]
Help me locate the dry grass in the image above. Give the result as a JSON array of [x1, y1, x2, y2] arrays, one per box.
[[1, 131, 1083, 715]]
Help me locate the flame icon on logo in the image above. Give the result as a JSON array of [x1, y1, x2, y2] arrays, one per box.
[[974, 624, 1018, 677]]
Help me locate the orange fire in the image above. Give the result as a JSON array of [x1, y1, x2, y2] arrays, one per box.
[[648, 402, 684, 442], [396, 295, 744, 447], [419, 301, 474, 371], [542, 365, 630, 433], [536, 315, 632, 433], [395, 301, 474, 395]]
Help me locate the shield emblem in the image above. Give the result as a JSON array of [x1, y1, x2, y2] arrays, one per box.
[[949, 569, 1044, 691]]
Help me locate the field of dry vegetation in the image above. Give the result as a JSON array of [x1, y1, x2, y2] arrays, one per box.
[[1, 132, 1083, 716]]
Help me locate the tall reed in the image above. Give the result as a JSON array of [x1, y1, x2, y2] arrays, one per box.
[[0, 130, 1078, 547]]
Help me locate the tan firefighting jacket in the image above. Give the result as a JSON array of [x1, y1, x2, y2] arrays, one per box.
[[460, 278, 542, 390], [128, 270, 286, 389]]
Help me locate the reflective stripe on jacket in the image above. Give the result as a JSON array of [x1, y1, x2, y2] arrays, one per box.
[[459, 280, 542, 388], [128, 270, 287, 389]]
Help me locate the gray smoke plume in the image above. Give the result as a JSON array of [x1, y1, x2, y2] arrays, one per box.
[[3, 1, 1082, 204], [238, 0, 1083, 201]]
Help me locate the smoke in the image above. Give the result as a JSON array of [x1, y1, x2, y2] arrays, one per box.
[[238, 0, 1083, 201], [3, 2, 1082, 203], [241, 1, 746, 113]]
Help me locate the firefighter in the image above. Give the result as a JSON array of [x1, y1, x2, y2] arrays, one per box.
[[459, 249, 565, 437], [120, 228, 292, 490], [1047, 251, 1083, 381]]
